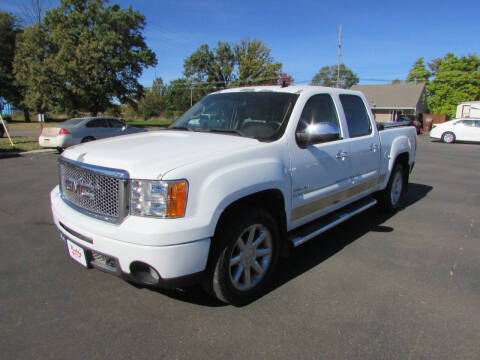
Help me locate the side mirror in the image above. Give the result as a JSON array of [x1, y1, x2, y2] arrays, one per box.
[[296, 122, 340, 148]]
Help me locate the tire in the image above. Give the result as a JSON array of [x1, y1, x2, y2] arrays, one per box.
[[441, 132, 455, 144], [378, 163, 406, 213], [204, 207, 280, 305], [81, 136, 95, 143]]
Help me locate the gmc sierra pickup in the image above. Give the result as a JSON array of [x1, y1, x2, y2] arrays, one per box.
[[50, 85, 416, 305]]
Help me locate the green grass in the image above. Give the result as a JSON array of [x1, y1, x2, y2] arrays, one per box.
[[126, 119, 173, 127], [0, 137, 42, 152]]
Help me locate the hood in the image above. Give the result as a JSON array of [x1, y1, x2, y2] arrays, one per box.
[[62, 130, 261, 179]]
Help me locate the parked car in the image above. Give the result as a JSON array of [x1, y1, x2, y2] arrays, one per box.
[[38, 117, 145, 150], [51, 85, 416, 305], [429, 118, 480, 143]]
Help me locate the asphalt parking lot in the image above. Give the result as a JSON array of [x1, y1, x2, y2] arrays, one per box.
[[0, 136, 479, 359]]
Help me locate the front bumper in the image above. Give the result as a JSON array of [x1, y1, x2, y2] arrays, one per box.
[[51, 186, 211, 285]]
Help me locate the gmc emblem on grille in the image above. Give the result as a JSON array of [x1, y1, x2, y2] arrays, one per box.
[[65, 178, 95, 200]]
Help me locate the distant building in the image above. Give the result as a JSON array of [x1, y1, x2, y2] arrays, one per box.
[[351, 83, 427, 122], [456, 101, 480, 118]]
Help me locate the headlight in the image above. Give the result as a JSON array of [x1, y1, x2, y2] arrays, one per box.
[[130, 179, 188, 218]]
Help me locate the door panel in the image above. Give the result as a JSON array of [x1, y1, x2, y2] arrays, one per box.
[[339, 94, 381, 192], [289, 93, 354, 224]]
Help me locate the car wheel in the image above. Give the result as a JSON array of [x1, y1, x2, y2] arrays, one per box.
[[81, 136, 95, 143], [378, 163, 405, 213], [204, 207, 280, 305], [441, 132, 455, 144]]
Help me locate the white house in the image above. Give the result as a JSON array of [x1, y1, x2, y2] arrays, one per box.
[[456, 101, 480, 118]]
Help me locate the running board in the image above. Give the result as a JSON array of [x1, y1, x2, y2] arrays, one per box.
[[289, 198, 378, 247]]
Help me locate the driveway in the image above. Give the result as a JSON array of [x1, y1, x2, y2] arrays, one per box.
[[0, 136, 478, 359]]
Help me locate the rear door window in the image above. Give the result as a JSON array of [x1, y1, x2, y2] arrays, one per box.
[[339, 95, 372, 138], [86, 119, 108, 128]]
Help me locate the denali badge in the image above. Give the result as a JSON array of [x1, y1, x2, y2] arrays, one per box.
[[65, 178, 95, 200]]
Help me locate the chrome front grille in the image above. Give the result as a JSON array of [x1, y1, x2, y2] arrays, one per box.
[[58, 158, 129, 223]]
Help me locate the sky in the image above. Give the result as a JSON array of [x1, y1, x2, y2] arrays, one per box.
[[1, 0, 479, 87]]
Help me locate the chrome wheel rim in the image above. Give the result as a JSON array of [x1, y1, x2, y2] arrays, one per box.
[[390, 171, 403, 206], [444, 133, 454, 143], [229, 224, 272, 291]]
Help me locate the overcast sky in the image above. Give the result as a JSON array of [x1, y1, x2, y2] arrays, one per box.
[[2, 0, 479, 87]]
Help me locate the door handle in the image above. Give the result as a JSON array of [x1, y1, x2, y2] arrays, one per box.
[[336, 151, 351, 160], [369, 144, 379, 152]]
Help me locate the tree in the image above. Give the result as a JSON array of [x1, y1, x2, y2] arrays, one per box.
[[234, 39, 282, 86], [184, 38, 282, 88], [14, 0, 157, 116], [184, 41, 235, 89], [0, 12, 31, 120], [391, 79, 403, 84], [20, 0, 47, 25], [278, 72, 294, 87], [137, 77, 166, 119], [311, 64, 359, 88], [406, 57, 431, 84], [426, 53, 480, 117]]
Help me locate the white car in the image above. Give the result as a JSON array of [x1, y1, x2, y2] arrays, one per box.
[[38, 117, 145, 150], [429, 118, 480, 143]]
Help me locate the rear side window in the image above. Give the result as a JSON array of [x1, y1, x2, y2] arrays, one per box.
[[340, 95, 372, 138], [108, 119, 125, 128], [86, 119, 108, 128], [461, 120, 474, 127]]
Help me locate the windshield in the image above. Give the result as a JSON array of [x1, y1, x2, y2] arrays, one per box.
[[170, 91, 299, 141]]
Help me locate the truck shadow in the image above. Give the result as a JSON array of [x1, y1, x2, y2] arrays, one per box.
[[266, 182, 433, 299], [147, 182, 433, 307]]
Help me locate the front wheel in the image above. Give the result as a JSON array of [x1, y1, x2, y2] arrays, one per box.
[[377, 163, 406, 213], [204, 208, 280, 305], [441, 132, 455, 144]]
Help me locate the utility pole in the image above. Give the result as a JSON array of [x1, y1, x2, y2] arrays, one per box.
[[190, 84, 193, 107], [336, 24, 342, 88]]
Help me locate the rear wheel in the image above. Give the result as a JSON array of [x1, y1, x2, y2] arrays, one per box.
[[378, 163, 406, 213], [204, 207, 280, 305], [441, 132, 455, 144]]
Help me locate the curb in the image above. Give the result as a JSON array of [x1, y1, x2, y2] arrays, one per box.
[[0, 148, 57, 159]]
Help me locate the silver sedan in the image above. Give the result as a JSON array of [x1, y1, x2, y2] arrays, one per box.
[[38, 117, 146, 149]]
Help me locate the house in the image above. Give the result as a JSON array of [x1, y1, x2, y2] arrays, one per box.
[[456, 101, 480, 118], [351, 83, 427, 122]]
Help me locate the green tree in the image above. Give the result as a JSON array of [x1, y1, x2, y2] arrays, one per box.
[[406, 57, 431, 84], [426, 53, 480, 117], [0, 12, 30, 120], [311, 64, 359, 88], [14, 0, 157, 116], [184, 41, 235, 89], [163, 78, 209, 117], [137, 77, 166, 119], [183, 39, 282, 88], [234, 39, 282, 86]]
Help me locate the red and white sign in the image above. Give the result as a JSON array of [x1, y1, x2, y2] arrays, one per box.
[[67, 240, 87, 267]]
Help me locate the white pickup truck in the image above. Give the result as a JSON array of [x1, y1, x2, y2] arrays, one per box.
[[50, 85, 416, 305]]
